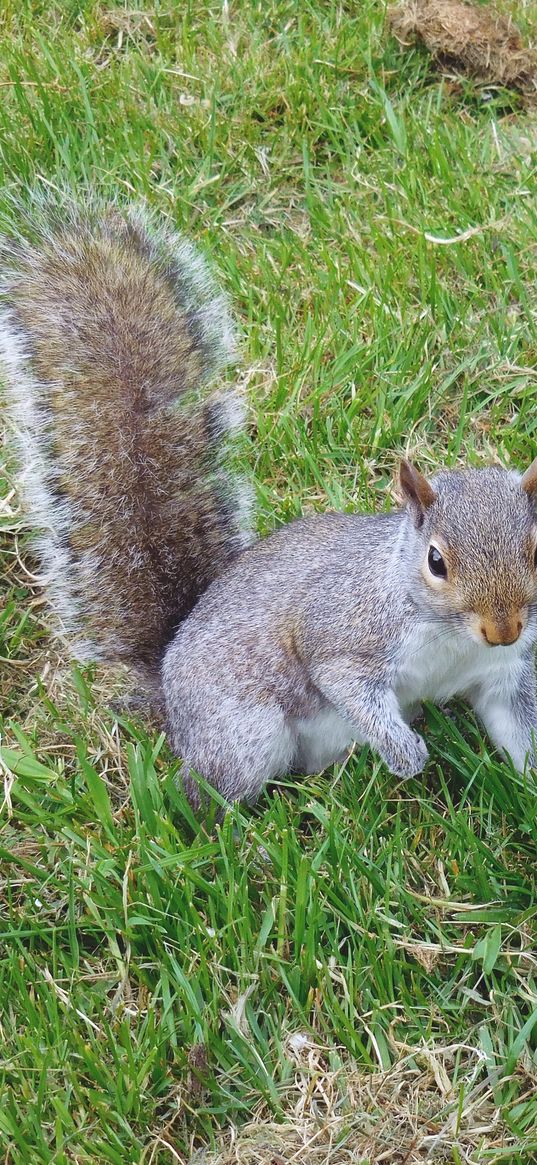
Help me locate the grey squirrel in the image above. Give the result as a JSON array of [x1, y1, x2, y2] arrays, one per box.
[[2, 200, 537, 810]]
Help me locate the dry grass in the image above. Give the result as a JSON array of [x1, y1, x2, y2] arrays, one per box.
[[388, 0, 537, 91], [184, 1037, 531, 1164]]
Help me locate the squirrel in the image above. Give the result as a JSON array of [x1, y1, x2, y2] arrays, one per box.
[[2, 199, 537, 810]]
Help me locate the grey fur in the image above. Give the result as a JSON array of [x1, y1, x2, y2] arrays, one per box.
[[163, 472, 537, 807]]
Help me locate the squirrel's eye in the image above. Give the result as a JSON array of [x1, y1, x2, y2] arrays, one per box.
[[428, 545, 447, 579]]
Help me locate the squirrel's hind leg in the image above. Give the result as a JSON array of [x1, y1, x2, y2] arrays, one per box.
[[169, 697, 296, 810]]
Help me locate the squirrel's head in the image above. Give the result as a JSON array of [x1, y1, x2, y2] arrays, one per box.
[[400, 458, 537, 647]]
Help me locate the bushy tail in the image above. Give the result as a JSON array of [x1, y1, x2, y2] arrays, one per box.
[[0, 199, 251, 674]]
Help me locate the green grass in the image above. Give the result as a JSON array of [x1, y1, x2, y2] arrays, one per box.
[[1, 2, 537, 1162]]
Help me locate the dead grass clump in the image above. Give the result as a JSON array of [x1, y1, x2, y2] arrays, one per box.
[[184, 1037, 534, 1165], [98, 7, 156, 41], [388, 0, 537, 91]]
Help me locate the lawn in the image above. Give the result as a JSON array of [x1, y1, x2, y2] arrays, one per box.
[[1, 1, 537, 1162]]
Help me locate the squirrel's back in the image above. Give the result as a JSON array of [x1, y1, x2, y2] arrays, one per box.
[[0, 201, 250, 673]]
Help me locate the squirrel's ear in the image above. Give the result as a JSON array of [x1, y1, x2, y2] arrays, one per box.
[[521, 456, 537, 497], [399, 459, 437, 528]]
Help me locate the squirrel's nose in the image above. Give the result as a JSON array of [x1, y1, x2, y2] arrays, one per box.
[[480, 617, 523, 647]]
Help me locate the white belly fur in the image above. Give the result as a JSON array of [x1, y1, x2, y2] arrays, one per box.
[[292, 706, 355, 774]]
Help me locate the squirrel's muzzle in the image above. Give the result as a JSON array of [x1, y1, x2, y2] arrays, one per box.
[[479, 613, 524, 647]]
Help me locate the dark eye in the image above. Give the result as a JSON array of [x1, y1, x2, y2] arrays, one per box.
[[428, 545, 447, 579]]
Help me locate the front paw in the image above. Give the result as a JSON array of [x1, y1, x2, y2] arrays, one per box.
[[380, 729, 429, 779]]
